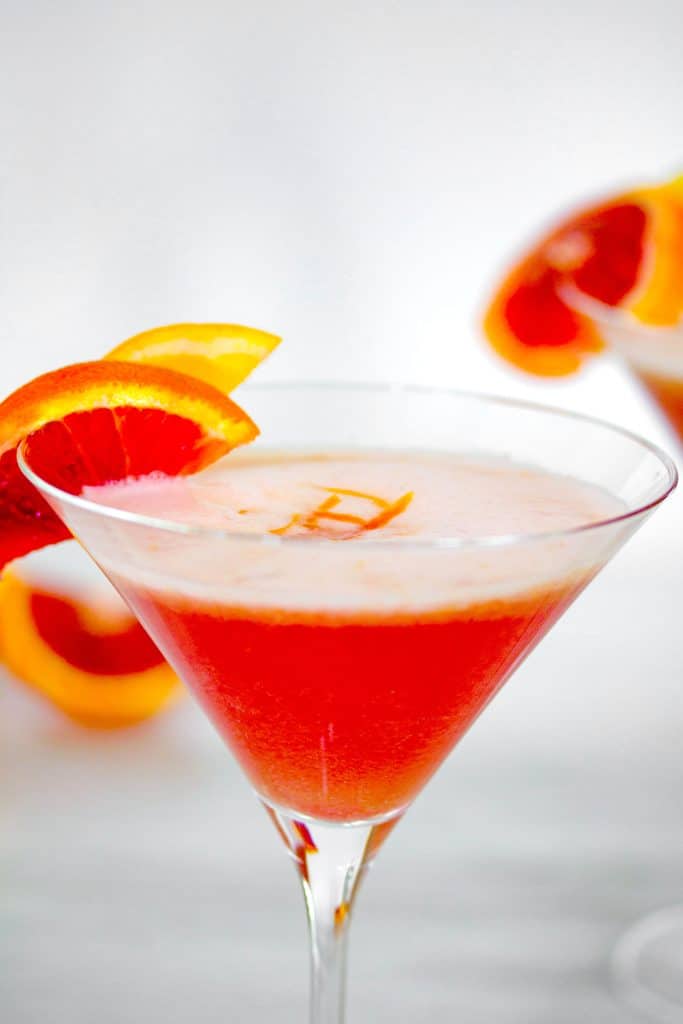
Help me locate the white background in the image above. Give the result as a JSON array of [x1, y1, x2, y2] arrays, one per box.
[[3, 3, 683, 1021], [1, 0, 681, 417], [2, 0, 682, 731]]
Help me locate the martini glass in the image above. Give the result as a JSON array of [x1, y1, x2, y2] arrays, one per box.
[[561, 291, 683, 1020], [18, 384, 676, 1023]]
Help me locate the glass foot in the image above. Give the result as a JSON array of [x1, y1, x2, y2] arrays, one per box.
[[612, 905, 683, 1021]]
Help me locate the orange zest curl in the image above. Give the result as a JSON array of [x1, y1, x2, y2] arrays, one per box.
[[317, 512, 368, 526], [269, 514, 302, 536], [319, 486, 391, 508], [363, 491, 414, 531], [270, 487, 414, 538]]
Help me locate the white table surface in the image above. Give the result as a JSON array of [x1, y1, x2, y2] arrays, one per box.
[[3, 514, 683, 1024]]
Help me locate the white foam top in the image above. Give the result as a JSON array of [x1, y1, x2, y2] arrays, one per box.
[[85, 449, 620, 542], [75, 450, 628, 616]]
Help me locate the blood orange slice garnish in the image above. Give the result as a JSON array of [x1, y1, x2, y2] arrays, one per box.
[[0, 360, 258, 573], [106, 322, 281, 394], [483, 175, 683, 377], [0, 568, 181, 727], [0, 320, 276, 726]]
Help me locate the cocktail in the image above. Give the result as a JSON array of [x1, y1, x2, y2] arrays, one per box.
[[558, 295, 683, 1021], [482, 176, 683, 1020], [2, 359, 674, 1022]]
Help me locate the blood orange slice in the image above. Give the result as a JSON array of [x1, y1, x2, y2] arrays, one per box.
[[106, 322, 281, 394], [0, 567, 180, 727], [0, 360, 258, 573], [0, 321, 274, 724], [483, 176, 683, 376]]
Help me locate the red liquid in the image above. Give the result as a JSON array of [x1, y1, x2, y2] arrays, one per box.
[[117, 581, 584, 821], [31, 591, 164, 675]]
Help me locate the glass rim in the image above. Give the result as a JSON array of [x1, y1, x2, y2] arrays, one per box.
[[560, 281, 683, 336], [17, 381, 678, 553]]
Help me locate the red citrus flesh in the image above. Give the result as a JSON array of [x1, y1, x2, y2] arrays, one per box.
[[30, 590, 165, 675], [0, 360, 257, 573]]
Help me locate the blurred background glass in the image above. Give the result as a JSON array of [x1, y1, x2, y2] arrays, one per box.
[[2, 2, 683, 1021]]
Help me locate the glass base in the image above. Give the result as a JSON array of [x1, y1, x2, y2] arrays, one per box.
[[612, 905, 683, 1021]]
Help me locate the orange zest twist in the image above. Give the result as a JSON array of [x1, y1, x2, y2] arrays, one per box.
[[319, 486, 390, 508], [363, 491, 414, 531], [269, 514, 302, 536], [270, 487, 414, 537]]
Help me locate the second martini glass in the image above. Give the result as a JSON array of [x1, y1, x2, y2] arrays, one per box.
[[18, 384, 676, 1023], [562, 291, 683, 1021]]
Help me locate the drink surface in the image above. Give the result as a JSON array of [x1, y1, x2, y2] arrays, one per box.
[[87, 448, 619, 542], [85, 450, 624, 821]]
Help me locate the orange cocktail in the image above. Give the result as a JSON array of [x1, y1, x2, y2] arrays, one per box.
[[84, 448, 619, 821], [1, 333, 674, 1023]]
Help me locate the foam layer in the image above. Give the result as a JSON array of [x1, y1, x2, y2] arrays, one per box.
[[76, 450, 628, 615], [85, 449, 620, 541]]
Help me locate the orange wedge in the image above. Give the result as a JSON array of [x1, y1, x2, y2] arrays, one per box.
[[106, 322, 280, 394], [483, 175, 683, 377], [0, 360, 258, 573], [0, 568, 180, 727]]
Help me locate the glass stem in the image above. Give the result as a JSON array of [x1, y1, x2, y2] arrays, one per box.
[[262, 803, 399, 1024], [302, 829, 358, 1024]]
